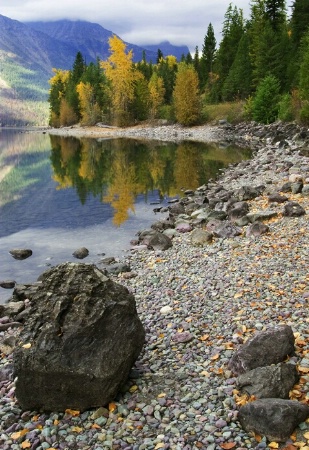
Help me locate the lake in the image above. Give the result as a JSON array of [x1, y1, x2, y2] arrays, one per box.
[[0, 128, 251, 303]]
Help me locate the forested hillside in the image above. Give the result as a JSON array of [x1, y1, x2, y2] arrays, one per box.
[[0, 15, 187, 126], [49, 0, 309, 128]]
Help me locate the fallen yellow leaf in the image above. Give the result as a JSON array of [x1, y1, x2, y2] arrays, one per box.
[[11, 429, 28, 440], [269, 442, 279, 449], [108, 402, 117, 412], [129, 385, 138, 393], [303, 432, 309, 439], [65, 409, 80, 416], [200, 370, 210, 377], [22, 343, 31, 349], [199, 334, 210, 341], [21, 441, 31, 449], [154, 444, 165, 450], [157, 392, 166, 398], [71, 426, 83, 433]]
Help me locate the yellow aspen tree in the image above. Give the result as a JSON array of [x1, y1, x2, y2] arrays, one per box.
[[76, 81, 101, 125], [101, 35, 139, 125], [59, 98, 78, 126], [48, 69, 70, 127], [173, 63, 201, 126], [148, 73, 165, 120]]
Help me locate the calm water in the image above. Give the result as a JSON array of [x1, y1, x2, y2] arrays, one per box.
[[0, 128, 251, 303]]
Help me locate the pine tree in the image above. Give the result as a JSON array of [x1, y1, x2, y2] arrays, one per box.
[[252, 75, 281, 123], [210, 5, 245, 101], [290, 0, 309, 45], [156, 56, 177, 104], [222, 33, 252, 100], [265, 0, 286, 30], [200, 23, 217, 88], [299, 31, 309, 122]]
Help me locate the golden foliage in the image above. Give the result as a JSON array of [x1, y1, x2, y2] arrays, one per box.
[[148, 74, 165, 120], [76, 82, 101, 125], [173, 63, 200, 125], [101, 35, 141, 123]]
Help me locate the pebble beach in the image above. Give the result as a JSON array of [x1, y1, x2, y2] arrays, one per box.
[[1, 122, 309, 450]]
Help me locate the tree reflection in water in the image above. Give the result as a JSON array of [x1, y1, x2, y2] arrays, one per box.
[[50, 135, 251, 226]]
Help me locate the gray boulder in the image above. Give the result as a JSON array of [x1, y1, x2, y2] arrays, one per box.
[[236, 363, 299, 399], [246, 210, 278, 222], [236, 185, 264, 201], [137, 229, 173, 250], [228, 325, 295, 376], [190, 229, 213, 246], [238, 399, 309, 442], [72, 247, 89, 259], [246, 221, 269, 238], [283, 201, 306, 217], [9, 249, 32, 260], [13, 263, 145, 411], [0, 280, 16, 289], [268, 193, 288, 203], [212, 221, 242, 238]]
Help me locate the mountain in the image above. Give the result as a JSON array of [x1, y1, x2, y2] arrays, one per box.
[[25, 20, 158, 65], [142, 41, 190, 61], [0, 15, 190, 126]]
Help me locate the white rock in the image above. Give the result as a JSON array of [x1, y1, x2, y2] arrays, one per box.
[[160, 305, 172, 314]]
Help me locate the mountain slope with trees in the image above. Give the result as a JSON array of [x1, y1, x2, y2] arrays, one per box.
[[48, 0, 309, 128], [0, 15, 188, 126]]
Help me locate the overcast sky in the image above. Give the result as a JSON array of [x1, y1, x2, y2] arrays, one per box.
[[1, 1, 286, 52]]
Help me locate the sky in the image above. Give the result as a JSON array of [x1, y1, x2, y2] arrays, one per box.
[[0, 1, 283, 52]]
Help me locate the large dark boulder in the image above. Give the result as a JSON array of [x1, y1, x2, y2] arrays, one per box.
[[228, 325, 295, 376], [236, 363, 299, 399], [13, 263, 145, 412], [238, 399, 309, 442]]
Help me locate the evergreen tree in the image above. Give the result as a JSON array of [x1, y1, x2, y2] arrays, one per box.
[[299, 31, 309, 122], [210, 5, 245, 101], [156, 49, 164, 63], [156, 56, 177, 104], [222, 33, 252, 100], [290, 0, 309, 45], [248, 0, 290, 90], [193, 46, 200, 74], [200, 23, 216, 88], [252, 75, 281, 123], [265, 0, 286, 30]]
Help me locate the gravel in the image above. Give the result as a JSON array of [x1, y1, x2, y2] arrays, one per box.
[[1, 123, 309, 449]]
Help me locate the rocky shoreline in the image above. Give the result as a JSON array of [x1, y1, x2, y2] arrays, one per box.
[[1, 121, 309, 449]]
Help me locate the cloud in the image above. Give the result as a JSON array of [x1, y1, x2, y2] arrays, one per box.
[[1, 0, 253, 51]]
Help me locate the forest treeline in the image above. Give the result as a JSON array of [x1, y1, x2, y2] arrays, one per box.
[[48, 0, 309, 127]]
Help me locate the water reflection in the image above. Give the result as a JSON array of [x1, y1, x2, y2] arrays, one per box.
[[50, 136, 251, 226], [0, 130, 251, 303]]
